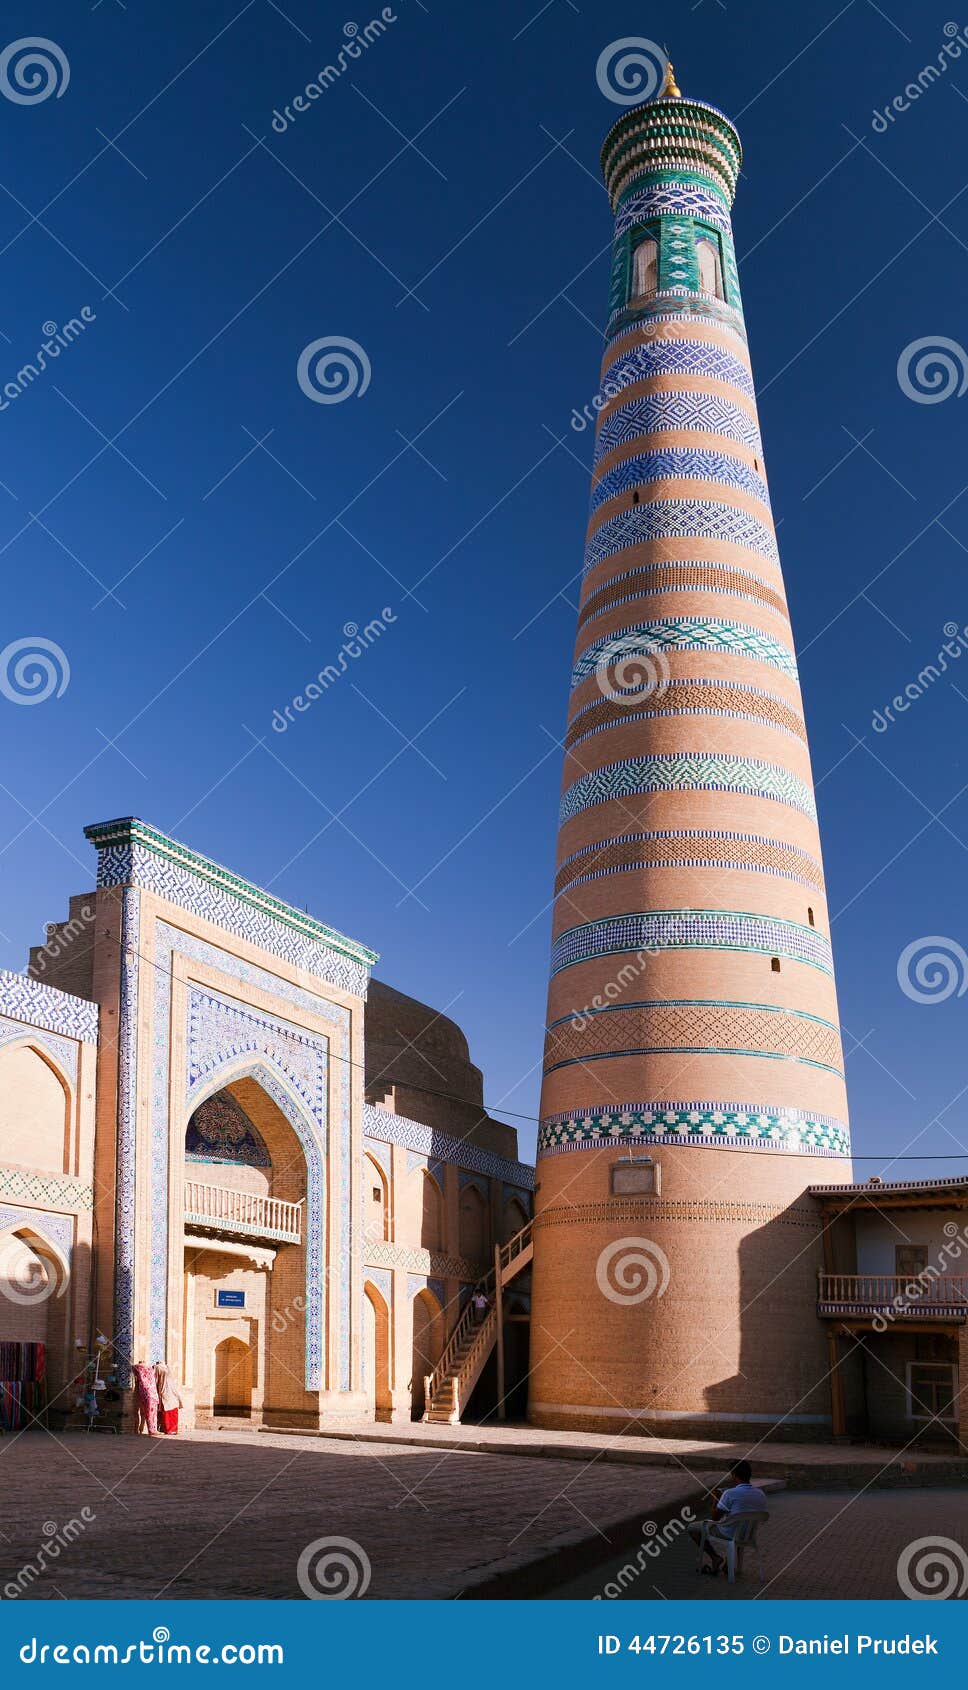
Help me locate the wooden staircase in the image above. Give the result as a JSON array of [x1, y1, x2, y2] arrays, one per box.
[[422, 1219, 533, 1425]]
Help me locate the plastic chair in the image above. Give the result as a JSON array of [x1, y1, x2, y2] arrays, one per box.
[[697, 1511, 769, 1583]]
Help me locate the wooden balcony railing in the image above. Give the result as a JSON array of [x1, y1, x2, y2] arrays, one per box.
[[184, 1180, 302, 1244], [818, 1271, 968, 1318]]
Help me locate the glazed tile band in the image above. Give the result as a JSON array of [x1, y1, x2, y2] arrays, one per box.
[[549, 909, 833, 977], [571, 617, 798, 687], [558, 753, 818, 828], [538, 1102, 850, 1157], [553, 829, 826, 898], [583, 499, 779, 576]]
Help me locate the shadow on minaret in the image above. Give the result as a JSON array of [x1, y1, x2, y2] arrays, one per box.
[[699, 1192, 836, 1442]]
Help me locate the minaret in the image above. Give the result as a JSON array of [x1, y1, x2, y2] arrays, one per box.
[[528, 64, 852, 1437]]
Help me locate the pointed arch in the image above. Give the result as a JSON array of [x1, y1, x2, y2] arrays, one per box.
[[416, 1166, 444, 1253], [363, 1277, 392, 1419], [458, 1180, 488, 1265], [364, 1152, 390, 1242], [410, 1286, 444, 1420], [0, 1040, 72, 1173]]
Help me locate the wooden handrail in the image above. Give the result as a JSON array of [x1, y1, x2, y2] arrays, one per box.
[[818, 1271, 968, 1308], [184, 1179, 303, 1240], [423, 1219, 533, 1410]]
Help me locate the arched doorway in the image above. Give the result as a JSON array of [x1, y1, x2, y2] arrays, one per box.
[[213, 1335, 252, 1415], [500, 1195, 529, 1245], [459, 1182, 487, 1264], [363, 1281, 391, 1420], [0, 1226, 71, 1413], [410, 1289, 443, 1420]]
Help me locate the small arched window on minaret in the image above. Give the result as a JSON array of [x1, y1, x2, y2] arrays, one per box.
[[696, 235, 724, 300], [633, 236, 659, 299]]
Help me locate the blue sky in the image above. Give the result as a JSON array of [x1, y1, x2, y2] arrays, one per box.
[[1, 0, 966, 1173]]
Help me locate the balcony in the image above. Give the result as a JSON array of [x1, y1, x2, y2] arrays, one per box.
[[818, 1272, 968, 1321], [184, 1179, 303, 1245]]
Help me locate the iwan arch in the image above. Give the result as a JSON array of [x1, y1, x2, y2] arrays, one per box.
[[0, 816, 533, 1429]]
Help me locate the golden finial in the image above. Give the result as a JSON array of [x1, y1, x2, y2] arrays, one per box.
[[662, 57, 682, 98]]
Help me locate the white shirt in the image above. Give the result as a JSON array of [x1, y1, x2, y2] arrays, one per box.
[[714, 1482, 769, 1538]]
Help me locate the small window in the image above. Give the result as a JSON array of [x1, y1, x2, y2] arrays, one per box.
[[895, 1245, 928, 1279], [611, 1157, 659, 1196], [907, 1362, 956, 1422], [633, 236, 658, 300], [807, 907, 815, 927], [771, 957, 781, 973], [753, 457, 760, 472], [695, 235, 724, 300], [631, 489, 640, 505], [372, 1187, 382, 1204]]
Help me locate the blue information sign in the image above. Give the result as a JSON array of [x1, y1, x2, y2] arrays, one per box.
[[216, 1289, 246, 1308]]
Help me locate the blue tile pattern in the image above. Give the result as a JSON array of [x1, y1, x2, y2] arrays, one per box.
[[602, 338, 754, 402], [363, 1103, 535, 1189], [595, 391, 761, 463], [572, 617, 797, 686], [538, 1102, 850, 1158], [591, 448, 769, 515], [550, 909, 832, 977], [559, 753, 816, 826], [614, 183, 732, 238], [584, 501, 779, 578], [0, 970, 98, 1044]]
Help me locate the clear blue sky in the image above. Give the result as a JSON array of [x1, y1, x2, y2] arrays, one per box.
[[1, 0, 966, 1174]]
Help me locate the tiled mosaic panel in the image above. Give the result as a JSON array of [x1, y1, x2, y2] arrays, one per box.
[[577, 562, 788, 631], [554, 830, 825, 898], [558, 753, 817, 828], [595, 392, 762, 462], [96, 840, 370, 998], [591, 449, 770, 515], [584, 502, 780, 579], [0, 1166, 94, 1210], [571, 618, 798, 688], [543, 1000, 844, 1076], [614, 182, 732, 238], [0, 970, 98, 1044], [600, 338, 754, 403], [185, 1089, 272, 1168], [550, 909, 833, 978], [565, 681, 806, 752], [363, 1104, 535, 1190], [538, 1103, 850, 1158]]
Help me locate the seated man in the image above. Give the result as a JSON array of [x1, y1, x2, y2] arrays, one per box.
[[689, 1459, 769, 1575]]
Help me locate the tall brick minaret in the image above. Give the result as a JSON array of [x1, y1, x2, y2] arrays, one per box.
[[528, 63, 852, 1437]]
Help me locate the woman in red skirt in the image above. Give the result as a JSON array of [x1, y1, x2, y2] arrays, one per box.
[[154, 1362, 183, 1434]]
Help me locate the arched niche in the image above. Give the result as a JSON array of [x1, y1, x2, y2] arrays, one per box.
[[410, 1287, 444, 1420], [364, 1153, 390, 1242], [0, 1042, 71, 1173], [458, 1181, 488, 1265], [363, 1279, 392, 1419]]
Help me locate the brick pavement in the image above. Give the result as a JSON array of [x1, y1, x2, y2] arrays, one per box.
[[553, 1488, 968, 1600], [0, 1429, 719, 1600]]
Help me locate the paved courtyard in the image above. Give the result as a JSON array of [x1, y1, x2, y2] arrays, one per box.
[[0, 1430, 963, 1601], [554, 1489, 968, 1601]]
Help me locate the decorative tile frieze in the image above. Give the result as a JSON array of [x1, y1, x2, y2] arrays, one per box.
[[601, 338, 754, 401], [584, 501, 779, 578], [591, 448, 769, 515], [550, 909, 833, 978], [364, 1238, 484, 1282], [614, 182, 732, 238], [572, 617, 797, 689], [544, 1000, 843, 1077], [363, 1104, 534, 1190], [595, 391, 761, 461], [565, 680, 805, 753], [0, 1167, 93, 1211], [86, 817, 376, 997], [538, 1102, 850, 1158], [554, 830, 825, 898], [559, 753, 817, 828], [0, 970, 98, 1044]]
